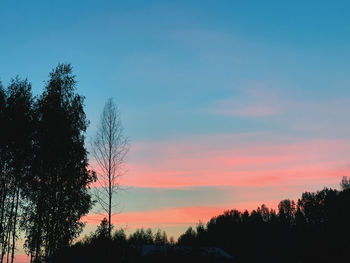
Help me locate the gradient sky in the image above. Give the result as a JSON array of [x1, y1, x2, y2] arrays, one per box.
[[1, 1, 350, 258]]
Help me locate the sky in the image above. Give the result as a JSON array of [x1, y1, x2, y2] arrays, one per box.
[[1, 0, 350, 259]]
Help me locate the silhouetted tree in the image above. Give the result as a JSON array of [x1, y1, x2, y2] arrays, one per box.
[[22, 64, 95, 263], [177, 227, 196, 246], [340, 176, 350, 190], [128, 228, 154, 245], [154, 229, 168, 245], [91, 98, 129, 238], [112, 228, 127, 244], [0, 77, 35, 263], [278, 199, 296, 225], [93, 218, 111, 241], [6, 78, 34, 263]]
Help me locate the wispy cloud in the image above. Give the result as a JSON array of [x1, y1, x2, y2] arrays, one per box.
[[212, 102, 278, 117], [209, 86, 284, 117], [119, 134, 350, 188]]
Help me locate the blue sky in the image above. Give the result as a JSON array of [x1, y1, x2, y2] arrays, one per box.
[[2, 1, 350, 140], [1, 0, 350, 242]]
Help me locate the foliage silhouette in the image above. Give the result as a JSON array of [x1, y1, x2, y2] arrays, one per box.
[[0, 64, 95, 263], [0, 77, 35, 263], [52, 177, 350, 263]]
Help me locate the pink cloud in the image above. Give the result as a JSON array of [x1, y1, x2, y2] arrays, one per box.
[[210, 87, 350, 120], [115, 136, 350, 188], [86, 134, 349, 239]]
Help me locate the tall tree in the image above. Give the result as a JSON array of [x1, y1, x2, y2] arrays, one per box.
[[0, 78, 35, 263], [5, 78, 34, 263], [22, 64, 95, 263], [91, 98, 128, 238]]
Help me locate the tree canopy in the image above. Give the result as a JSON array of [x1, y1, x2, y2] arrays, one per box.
[[0, 64, 95, 263]]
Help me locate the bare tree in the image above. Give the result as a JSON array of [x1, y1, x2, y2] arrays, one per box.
[[91, 98, 128, 238]]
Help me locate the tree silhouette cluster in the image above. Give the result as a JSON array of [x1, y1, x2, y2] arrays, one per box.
[[52, 220, 173, 263], [0, 64, 95, 263], [54, 178, 350, 263], [177, 177, 350, 263]]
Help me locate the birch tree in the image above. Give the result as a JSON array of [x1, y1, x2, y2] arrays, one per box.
[[91, 98, 128, 238]]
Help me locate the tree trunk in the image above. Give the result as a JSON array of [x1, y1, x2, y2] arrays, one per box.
[[4, 190, 15, 263], [10, 187, 19, 263], [108, 126, 112, 239], [108, 180, 112, 239]]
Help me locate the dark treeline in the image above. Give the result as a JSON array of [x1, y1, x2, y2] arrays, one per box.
[[53, 218, 174, 263], [0, 64, 95, 263], [54, 177, 350, 263], [176, 177, 350, 263]]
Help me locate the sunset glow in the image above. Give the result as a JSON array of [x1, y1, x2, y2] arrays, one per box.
[[2, 1, 350, 262], [85, 136, 349, 238]]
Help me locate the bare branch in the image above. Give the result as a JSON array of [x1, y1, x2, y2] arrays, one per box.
[[90, 98, 129, 238]]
